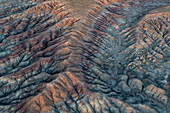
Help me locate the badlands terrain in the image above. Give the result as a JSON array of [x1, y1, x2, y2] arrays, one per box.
[[0, 0, 169, 113]]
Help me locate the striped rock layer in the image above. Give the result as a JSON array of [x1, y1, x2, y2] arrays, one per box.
[[0, 0, 169, 113]]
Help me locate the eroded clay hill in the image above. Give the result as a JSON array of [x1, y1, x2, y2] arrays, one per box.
[[0, 0, 169, 113]]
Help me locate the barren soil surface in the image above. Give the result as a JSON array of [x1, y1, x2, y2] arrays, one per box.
[[0, 0, 169, 113]]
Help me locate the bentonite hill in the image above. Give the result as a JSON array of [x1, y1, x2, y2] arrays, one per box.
[[0, 0, 169, 113]]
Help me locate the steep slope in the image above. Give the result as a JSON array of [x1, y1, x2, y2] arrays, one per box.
[[78, 0, 170, 112], [0, 0, 169, 113], [0, 0, 79, 112]]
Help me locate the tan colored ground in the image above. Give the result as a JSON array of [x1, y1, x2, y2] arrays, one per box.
[[64, 0, 170, 17], [64, 0, 95, 18], [0, 0, 169, 112]]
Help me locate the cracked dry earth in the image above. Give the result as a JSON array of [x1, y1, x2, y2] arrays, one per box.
[[0, 0, 170, 113]]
